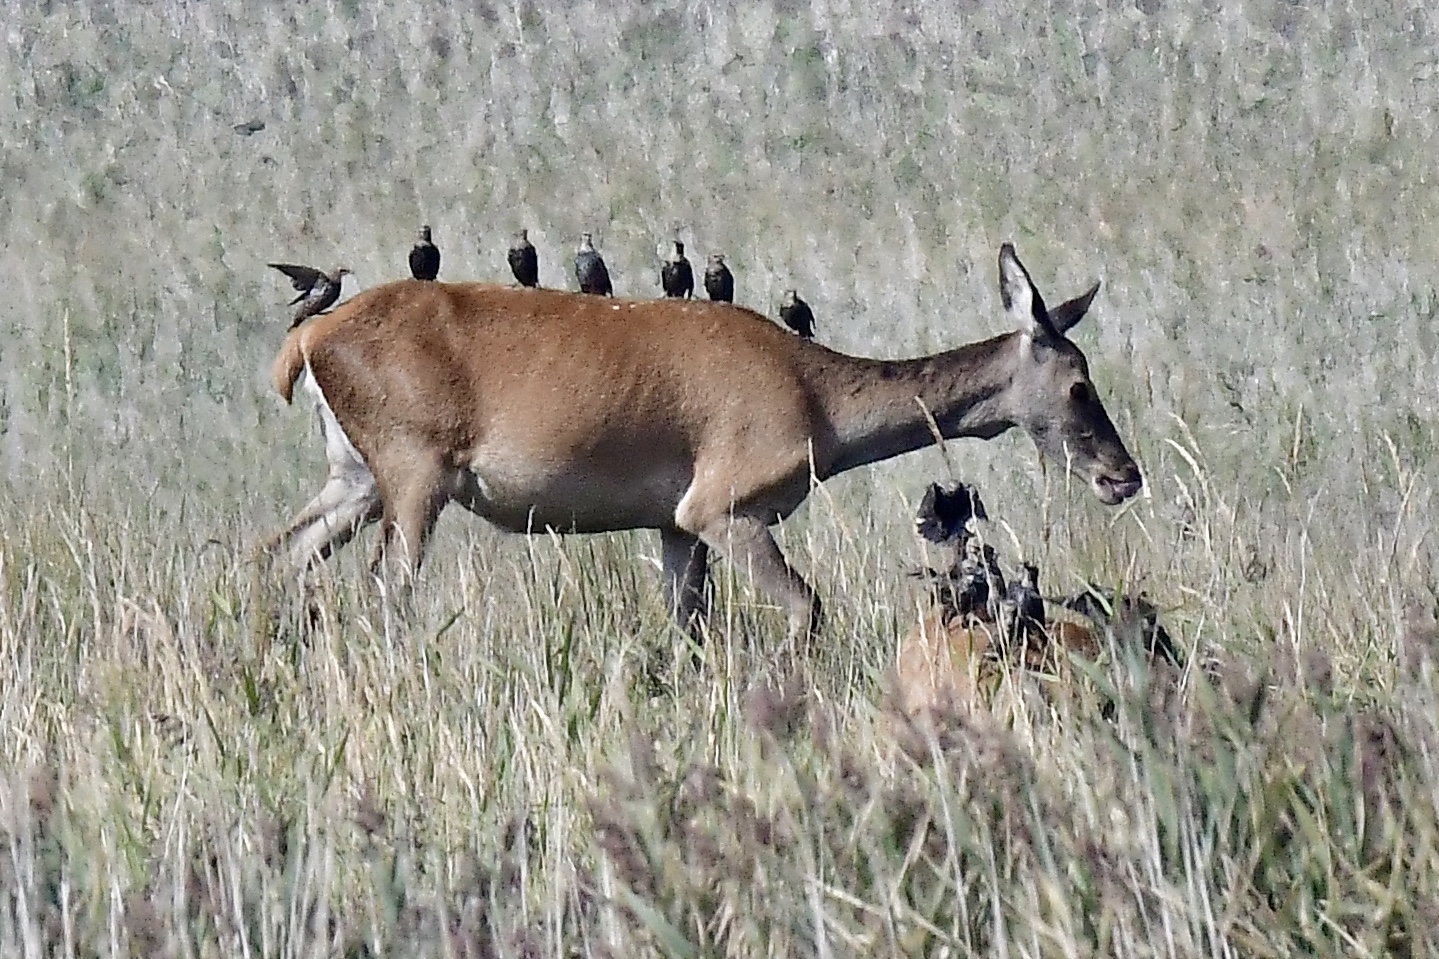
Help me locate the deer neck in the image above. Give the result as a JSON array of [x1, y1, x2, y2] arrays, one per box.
[[813, 334, 1019, 477]]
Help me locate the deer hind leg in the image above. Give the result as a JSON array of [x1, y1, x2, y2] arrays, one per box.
[[659, 528, 711, 637], [695, 514, 820, 645], [280, 470, 382, 570], [367, 450, 453, 596], [266, 385, 382, 572]]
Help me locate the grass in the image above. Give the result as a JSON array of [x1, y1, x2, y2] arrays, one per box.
[[2, 0, 1439, 954]]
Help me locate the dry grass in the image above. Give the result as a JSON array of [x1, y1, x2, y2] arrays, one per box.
[[2, 0, 1438, 954]]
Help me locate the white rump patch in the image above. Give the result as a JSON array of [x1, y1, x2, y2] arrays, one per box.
[[277, 363, 383, 571], [301, 364, 371, 483]]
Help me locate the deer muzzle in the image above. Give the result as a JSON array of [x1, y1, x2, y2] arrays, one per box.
[[1091, 462, 1143, 505]]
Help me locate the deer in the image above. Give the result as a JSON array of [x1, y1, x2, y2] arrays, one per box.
[[265, 243, 1143, 643], [894, 603, 1110, 721], [897, 557, 1184, 721]]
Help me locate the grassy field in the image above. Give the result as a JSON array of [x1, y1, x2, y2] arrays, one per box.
[[2, 0, 1439, 954]]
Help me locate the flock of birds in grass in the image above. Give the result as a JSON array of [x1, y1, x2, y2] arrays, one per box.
[[900, 479, 1181, 715], [267, 225, 818, 339]]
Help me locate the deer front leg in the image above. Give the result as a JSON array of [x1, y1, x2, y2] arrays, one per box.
[[697, 514, 820, 645], [659, 527, 711, 636]]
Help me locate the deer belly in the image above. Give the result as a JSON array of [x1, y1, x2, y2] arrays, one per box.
[[455, 448, 692, 534]]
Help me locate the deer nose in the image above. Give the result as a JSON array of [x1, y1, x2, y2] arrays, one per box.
[[1110, 462, 1144, 498], [1093, 459, 1143, 504], [1112, 476, 1143, 500]]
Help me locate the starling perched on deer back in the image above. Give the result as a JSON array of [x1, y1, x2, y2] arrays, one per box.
[[269, 263, 351, 329], [508, 229, 539, 287], [574, 233, 613, 296], [409, 225, 440, 280], [704, 254, 733, 302], [661, 240, 693, 298], [779, 289, 815, 339]]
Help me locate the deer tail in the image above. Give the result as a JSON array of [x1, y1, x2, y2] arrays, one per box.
[[271, 328, 308, 404]]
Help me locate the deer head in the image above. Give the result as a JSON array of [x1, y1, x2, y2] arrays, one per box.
[[996, 243, 1142, 505]]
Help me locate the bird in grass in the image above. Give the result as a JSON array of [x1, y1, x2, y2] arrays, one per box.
[[1063, 587, 1182, 667], [409, 225, 440, 280], [574, 233, 613, 296], [915, 482, 987, 545], [910, 481, 988, 612], [779, 290, 815, 339], [508, 229, 539, 287], [1000, 562, 1047, 651], [660, 239, 694, 299], [954, 534, 1006, 621], [704, 253, 734, 302], [913, 530, 1005, 625], [269, 264, 351, 329]]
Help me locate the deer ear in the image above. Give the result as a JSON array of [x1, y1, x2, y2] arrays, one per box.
[[998, 243, 1056, 341], [1049, 280, 1100, 335]]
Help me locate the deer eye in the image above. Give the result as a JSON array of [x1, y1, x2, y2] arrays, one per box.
[[1069, 382, 1092, 404]]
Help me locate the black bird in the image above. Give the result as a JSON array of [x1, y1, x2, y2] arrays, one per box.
[[1001, 562, 1047, 649], [269, 264, 351, 329], [409, 225, 440, 280], [704, 254, 734, 302], [508, 229, 539, 287], [945, 533, 1006, 622], [778, 290, 816, 339], [575, 233, 613, 296], [915, 482, 988, 545], [1063, 587, 1182, 667], [660, 240, 693, 298]]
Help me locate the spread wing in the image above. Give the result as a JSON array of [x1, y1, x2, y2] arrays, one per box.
[[915, 484, 945, 542], [269, 263, 325, 293], [915, 481, 988, 543]]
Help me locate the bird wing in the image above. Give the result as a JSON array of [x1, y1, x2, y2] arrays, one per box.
[[915, 485, 950, 543], [269, 263, 325, 292], [509, 247, 537, 283], [915, 481, 989, 543], [409, 246, 439, 279], [593, 258, 613, 291], [963, 484, 988, 521]]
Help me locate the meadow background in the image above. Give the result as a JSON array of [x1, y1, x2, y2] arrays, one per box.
[[1, 0, 1438, 954]]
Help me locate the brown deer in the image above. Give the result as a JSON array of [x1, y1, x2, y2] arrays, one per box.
[[897, 573, 1184, 721], [266, 244, 1142, 641], [895, 602, 1103, 720]]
